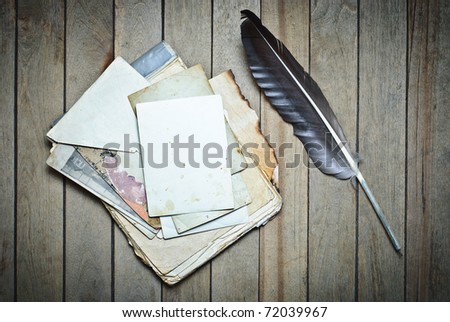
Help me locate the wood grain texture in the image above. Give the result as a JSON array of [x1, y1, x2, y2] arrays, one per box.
[[113, 0, 162, 302], [259, 0, 309, 302], [163, 264, 210, 301], [359, 0, 406, 301], [210, 0, 260, 302], [308, 0, 358, 301], [162, 0, 212, 301], [212, 0, 260, 116], [0, 0, 16, 301], [115, 0, 162, 63], [164, 0, 212, 77], [64, 0, 114, 301], [16, 0, 64, 301], [406, 0, 450, 301], [211, 231, 259, 301], [5, 0, 450, 302]]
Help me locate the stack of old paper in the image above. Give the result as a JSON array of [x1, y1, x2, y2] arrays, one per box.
[[46, 42, 281, 284]]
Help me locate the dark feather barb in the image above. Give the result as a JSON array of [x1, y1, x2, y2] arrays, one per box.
[[240, 9, 357, 180], [240, 10, 402, 252]]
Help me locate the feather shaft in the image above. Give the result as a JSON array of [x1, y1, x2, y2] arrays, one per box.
[[358, 173, 402, 252]]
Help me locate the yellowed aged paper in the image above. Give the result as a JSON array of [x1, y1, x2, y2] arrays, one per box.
[[146, 57, 187, 83], [108, 158, 280, 283], [209, 71, 279, 187], [47, 57, 149, 152], [128, 64, 213, 112], [77, 146, 162, 229], [171, 171, 250, 234], [107, 70, 282, 284], [136, 95, 234, 216], [47, 144, 157, 239], [129, 64, 252, 231]]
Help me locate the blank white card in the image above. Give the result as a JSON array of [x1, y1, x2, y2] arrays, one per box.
[[136, 95, 234, 216]]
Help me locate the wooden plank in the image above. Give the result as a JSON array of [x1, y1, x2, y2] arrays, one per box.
[[16, 0, 64, 301], [211, 233, 259, 302], [358, 0, 406, 301], [406, 0, 450, 301], [164, 0, 212, 77], [212, 0, 260, 116], [163, 265, 210, 301], [113, 0, 162, 301], [308, 0, 358, 301], [258, 0, 309, 302], [210, 0, 260, 302], [115, 0, 162, 63], [162, 0, 212, 301], [0, 0, 16, 301], [64, 0, 113, 301]]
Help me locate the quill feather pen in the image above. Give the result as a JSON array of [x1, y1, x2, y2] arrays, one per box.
[[240, 9, 401, 252]]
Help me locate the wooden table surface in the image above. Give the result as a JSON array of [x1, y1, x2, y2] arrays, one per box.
[[1, 0, 449, 301]]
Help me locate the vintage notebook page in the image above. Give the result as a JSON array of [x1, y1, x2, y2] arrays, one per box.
[[166, 172, 251, 236], [136, 95, 234, 216], [170, 121, 250, 233], [171, 167, 250, 234], [160, 206, 249, 239], [47, 57, 148, 152], [128, 64, 212, 112]]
